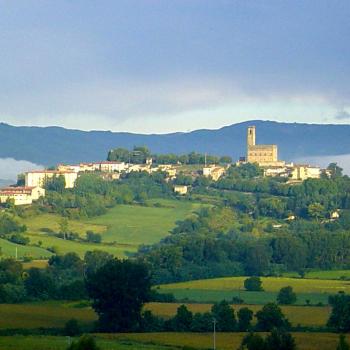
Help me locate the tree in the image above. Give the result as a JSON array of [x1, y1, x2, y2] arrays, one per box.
[[244, 277, 263, 291], [173, 305, 193, 331], [237, 307, 254, 331], [66, 335, 100, 350], [211, 300, 236, 331], [64, 319, 82, 336], [265, 329, 296, 350], [24, 268, 55, 299], [277, 286, 297, 305], [86, 231, 102, 243], [337, 334, 350, 350], [327, 293, 350, 332], [239, 332, 266, 350], [327, 163, 343, 179], [255, 303, 290, 331], [308, 203, 326, 221], [85, 259, 151, 332], [59, 217, 69, 240]]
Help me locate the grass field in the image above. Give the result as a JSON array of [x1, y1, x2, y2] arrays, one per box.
[[0, 336, 174, 350], [0, 238, 52, 259], [87, 199, 202, 246], [158, 276, 350, 305], [101, 332, 349, 350], [146, 302, 330, 327], [0, 333, 345, 350], [0, 302, 96, 329], [12, 199, 201, 258], [0, 301, 330, 329], [285, 270, 350, 280]]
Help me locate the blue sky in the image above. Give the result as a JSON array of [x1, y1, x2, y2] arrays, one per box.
[[0, 0, 349, 133]]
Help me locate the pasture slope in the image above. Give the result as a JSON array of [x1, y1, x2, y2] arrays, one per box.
[[7, 198, 201, 258]]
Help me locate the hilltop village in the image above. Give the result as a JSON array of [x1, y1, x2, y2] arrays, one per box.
[[0, 126, 331, 206]]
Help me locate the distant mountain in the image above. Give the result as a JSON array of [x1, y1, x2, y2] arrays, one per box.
[[1, 120, 350, 166]]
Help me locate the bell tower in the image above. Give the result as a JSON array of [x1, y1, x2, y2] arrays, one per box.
[[247, 126, 256, 147]]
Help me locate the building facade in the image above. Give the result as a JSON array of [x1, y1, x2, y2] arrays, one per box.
[[25, 170, 78, 189]]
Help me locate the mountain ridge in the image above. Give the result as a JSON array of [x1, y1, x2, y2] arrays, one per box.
[[1, 120, 350, 166]]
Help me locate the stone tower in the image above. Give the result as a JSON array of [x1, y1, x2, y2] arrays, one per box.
[[247, 126, 256, 147]]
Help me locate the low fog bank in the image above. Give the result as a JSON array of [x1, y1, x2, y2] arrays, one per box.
[[0, 158, 43, 182], [294, 154, 350, 175]]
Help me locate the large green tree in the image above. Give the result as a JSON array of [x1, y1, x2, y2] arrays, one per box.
[[85, 259, 151, 332]]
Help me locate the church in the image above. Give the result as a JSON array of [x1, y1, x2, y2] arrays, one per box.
[[246, 126, 282, 166]]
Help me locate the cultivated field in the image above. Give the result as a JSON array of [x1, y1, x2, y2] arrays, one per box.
[[0, 301, 330, 329], [145, 302, 331, 327], [0, 302, 96, 329]]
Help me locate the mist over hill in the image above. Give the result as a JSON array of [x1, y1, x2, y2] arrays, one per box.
[[1, 120, 350, 168]]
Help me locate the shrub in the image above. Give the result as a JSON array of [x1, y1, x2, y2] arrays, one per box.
[[244, 277, 263, 291], [64, 319, 81, 336], [277, 286, 297, 305]]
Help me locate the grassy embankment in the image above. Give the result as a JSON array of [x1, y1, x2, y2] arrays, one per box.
[[158, 276, 350, 305]]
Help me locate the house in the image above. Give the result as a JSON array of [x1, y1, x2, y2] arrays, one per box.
[[203, 165, 226, 181], [0, 186, 45, 206], [99, 161, 126, 173], [289, 165, 321, 181], [25, 170, 78, 189], [174, 185, 188, 195]]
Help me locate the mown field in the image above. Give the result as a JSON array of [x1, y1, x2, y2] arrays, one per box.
[[2, 198, 201, 259], [158, 276, 350, 305]]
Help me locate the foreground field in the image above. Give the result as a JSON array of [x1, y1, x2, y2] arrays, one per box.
[[0, 333, 346, 350], [101, 332, 349, 350], [158, 276, 350, 305], [0, 336, 174, 350]]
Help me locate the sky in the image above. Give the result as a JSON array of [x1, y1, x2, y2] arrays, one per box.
[[0, 0, 349, 134]]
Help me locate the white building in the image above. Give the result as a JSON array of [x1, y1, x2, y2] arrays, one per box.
[[0, 186, 45, 206], [25, 170, 78, 189]]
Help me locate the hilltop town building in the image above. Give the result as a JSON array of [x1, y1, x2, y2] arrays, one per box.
[[246, 126, 282, 166], [0, 186, 45, 206], [203, 165, 226, 181], [25, 170, 78, 189]]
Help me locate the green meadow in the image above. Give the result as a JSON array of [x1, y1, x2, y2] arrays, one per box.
[[87, 199, 202, 246], [0, 238, 52, 259], [1, 198, 202, 259]]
